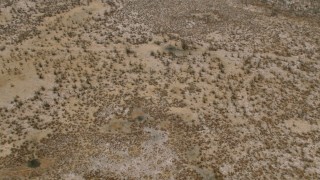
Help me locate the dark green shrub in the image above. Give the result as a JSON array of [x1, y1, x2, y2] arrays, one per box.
[[27, 159, 41, 168]]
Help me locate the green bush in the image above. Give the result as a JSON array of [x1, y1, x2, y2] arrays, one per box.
[[27, 159, 41, 168]]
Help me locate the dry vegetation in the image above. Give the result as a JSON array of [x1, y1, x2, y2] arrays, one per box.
[[0, 0, 320, 179]]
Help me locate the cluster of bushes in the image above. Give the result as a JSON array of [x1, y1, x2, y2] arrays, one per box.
[[242, 0, 320, 16]]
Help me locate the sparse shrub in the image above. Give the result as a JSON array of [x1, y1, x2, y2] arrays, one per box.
[[38, 73, 44, 79], [137, 115, 144, 121], [27, 159, 40, 168], [125, 47, 134, 55], [154, 41, 161, 45], [0, 46, 5, 51], [43, 102, 50, 110], [181, 40, 188, 50]]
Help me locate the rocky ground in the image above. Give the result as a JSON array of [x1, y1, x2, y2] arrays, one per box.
[[0, 0, 319, 179]]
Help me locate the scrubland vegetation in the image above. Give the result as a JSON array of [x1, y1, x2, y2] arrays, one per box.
[[0, 0, 319, 179]]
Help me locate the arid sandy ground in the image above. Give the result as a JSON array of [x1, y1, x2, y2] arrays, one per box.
[[0, 0, 320, 179]]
